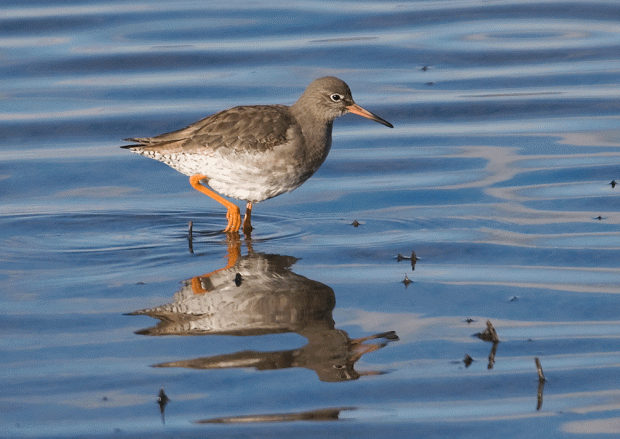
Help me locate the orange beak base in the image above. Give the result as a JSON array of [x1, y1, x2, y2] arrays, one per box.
[[346, 103, 393, 128]]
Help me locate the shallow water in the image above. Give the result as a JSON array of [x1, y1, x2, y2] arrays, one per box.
[[2, 1, 620, 438]]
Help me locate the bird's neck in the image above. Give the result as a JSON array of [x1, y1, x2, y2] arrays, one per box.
[[291, 100, 332, 133], [290, 102, 334, 173]]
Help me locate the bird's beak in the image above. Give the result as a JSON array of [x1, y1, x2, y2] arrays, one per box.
[[346, 103, 393, 128]]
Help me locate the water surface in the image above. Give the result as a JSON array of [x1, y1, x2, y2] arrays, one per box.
[[2, 1, 620, 438]]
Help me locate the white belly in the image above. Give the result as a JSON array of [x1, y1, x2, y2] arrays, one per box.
[[133, 148, 313, 203]]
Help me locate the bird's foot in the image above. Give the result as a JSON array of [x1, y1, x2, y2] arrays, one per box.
[[223, 205, 241, 233]]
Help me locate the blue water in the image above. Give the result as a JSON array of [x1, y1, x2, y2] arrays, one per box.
[[2, 1, 620, 438]]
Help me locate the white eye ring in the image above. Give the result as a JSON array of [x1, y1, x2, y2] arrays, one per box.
[[330, 93, 344, 102]]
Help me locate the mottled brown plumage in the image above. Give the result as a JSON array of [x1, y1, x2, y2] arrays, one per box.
[[127, 105, 295, 154], [122, 76, 393, 234]]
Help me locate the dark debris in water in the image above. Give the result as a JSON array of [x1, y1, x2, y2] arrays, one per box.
[[463, 354, 474, 367], [475, 320, 500, 343], [158, 388, 169, 424], [396, 251, 419, 270]]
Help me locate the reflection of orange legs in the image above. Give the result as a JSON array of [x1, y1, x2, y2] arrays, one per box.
[[243, 202, 253, 236], [350, 331, 398, 346], [192, 233, 241, 294], [189, 174, 241, 233], [349, 331, 399, 362], [349, 342, 383, 363]]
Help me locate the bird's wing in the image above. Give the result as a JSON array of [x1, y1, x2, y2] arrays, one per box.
[[124, 105, 298, 154]]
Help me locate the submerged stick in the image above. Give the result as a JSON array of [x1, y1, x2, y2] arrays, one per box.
[[535, 357, 546, 410], [188, 221, 194, 253], [536, 379, 545, 411], [487, 341, 498, 370], [535, 357, 546, 382]]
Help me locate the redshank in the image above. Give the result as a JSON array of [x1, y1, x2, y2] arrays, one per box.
[[122, 76, 393, 234]]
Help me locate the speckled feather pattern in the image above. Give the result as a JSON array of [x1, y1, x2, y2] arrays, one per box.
[[126, 105, 322, 202], [123, 76, 389, 204]]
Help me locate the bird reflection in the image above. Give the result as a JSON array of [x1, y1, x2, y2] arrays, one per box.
[[129, 236, 398, 382]]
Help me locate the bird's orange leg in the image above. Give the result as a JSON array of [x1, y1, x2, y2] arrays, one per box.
[[242, 202, 253, 236], [191, 234, 241, 294], [189, 174, 241, 233]]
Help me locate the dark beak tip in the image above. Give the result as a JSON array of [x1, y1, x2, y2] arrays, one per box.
[[376, 118, 393, 129]]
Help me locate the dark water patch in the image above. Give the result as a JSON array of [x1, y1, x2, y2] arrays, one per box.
[[359, 1, 620, 28], [292, 188, 486, 214], [525, 196, 620, 213], [447, 70, 620, 91], [322, 156, 484, 176], [0, 11, 150, 36], [2, 156, 146, 199], [0, 212, 207, 278], [390, 98, 620, 126], [492, 163, 620, 188]]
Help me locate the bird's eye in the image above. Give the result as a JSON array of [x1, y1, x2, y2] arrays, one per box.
[[330, 94, 343, 102]]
